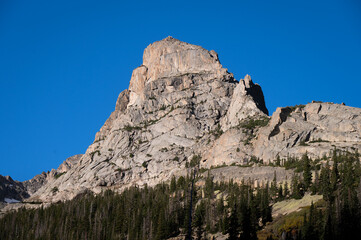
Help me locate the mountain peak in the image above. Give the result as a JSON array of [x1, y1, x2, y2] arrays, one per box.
[[128, 38, 229, 106], [141, 37, 224, 81]]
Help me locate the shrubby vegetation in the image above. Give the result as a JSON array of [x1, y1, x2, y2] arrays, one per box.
[[237, 117, 270, 130]]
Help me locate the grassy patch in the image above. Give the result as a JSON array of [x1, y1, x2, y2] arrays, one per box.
[[209, 124, 223, 139], [54, 172, 66, 179], [238, 116, 270, 130], [190, 155, 201, 167], [159, 147, 168, 152], [123, 124, 142, 132], [51, 187, 59, 194], [299, 140, 309, 146], [309, 138, 329, 143], [90, 150, 101, 160], [287, 104, 306, 112]]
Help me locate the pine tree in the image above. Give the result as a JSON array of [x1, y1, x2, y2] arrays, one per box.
[[270, 171, 278, 198], [291, 174, 303, 199], [170, 175, 177, 193], [302, 202, 318, 240], [261, 186, 272, 225], [278, 184, 284, 201], [226, 204, 240, 240], [322, 207, 333, 240], [205, 171, 214, 199], [276, 156, 281, 166], [330, 156, 339, 192], [193, 201, 206, 240], [283, 181, 290, 199], [310, 170, 319, 195], [239, 197, 257, 240], [320, 162, 332, 202], [302, 153, 312, 190]]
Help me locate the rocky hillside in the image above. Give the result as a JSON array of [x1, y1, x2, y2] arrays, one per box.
[[4, 37, 360, 204], [0, 154, 82, 204], [254, 102, 361, 161]]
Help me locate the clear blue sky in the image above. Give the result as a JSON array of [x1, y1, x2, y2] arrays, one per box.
[[1, 0, 360, 181]]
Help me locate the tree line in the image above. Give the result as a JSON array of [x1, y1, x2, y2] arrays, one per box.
[[1, 149, 360, 239], [0, 171, 274, 240]]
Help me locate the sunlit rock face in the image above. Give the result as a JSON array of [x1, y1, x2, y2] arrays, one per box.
[[25, 37, 360, 203]]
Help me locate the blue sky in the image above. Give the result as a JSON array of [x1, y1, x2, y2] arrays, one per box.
[[1, 0, 360, 181]]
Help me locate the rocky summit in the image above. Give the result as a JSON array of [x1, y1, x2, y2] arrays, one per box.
[[2, 37, 360, 205]]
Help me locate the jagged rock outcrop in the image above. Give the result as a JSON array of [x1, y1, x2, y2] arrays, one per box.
[[29, 37, 269, 203], [221, 74, 268, 131], [0, 154, 82, 208], [0, 175, 28, 203], [254, 102, 361, 161], [23, 154, 82, 195]]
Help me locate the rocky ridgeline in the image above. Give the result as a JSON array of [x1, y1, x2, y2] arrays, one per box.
[[255, 103, 361, 161], [0, 154, 82, 205], [2, 37, 360, 205], [0, 175, 29, 203]]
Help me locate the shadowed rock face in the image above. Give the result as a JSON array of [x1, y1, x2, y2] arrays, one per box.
[[0, 175, 28, 203], [9, 37, 359, 204]]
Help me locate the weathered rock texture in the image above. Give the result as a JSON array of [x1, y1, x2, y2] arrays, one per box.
[[23, 154, 82, 195], [28, 37, 269, 202], [8, 37, 359, 204], [254, 103, 361, 161], [0, 154, 82, 207]]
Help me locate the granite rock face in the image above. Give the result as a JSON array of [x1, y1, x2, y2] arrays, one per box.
[[0, 154, 82, 207], [29, 37, 269, 202], [15, 37, 360, 204], [254, 102, 361, 161], [221, 74, 268, 131], [23, 154, 82, 195], [143, 36, 224, 81]]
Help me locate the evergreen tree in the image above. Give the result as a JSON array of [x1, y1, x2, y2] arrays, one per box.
[[310, 170, 319, 195], [205, 171, 214, 199], [320, 162, 332, 202], [239, 202, 257, 240], [270, 171, 278, 198], [177, 176, 186, 190], [283, 181, 290, 199], [291, 174, 304, 199], [278, 184, 284, 201], [302, 153, 312, 190], [226, 204, 240, 240], [155, 210, 168, 240], [322, 207, 333, 240], [170, 175, 177, 193], [193, 201, 206, 240], [261, 186, 272, 225], [276, 156, 281, 166], [330, 156, 339, 192], [302, 202, 318, 240]]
